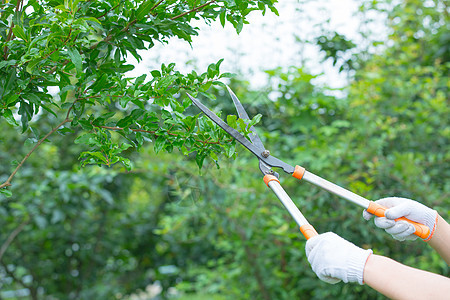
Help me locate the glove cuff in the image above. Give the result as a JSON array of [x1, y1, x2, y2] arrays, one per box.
[[346, 249, 373, 285], [423, 209, 438, 241]]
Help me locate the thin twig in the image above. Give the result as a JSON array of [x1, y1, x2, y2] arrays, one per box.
[[150, 0, 165, 12], [98, 3, 120, 19], [45, 59, 70, 74], [171, 0, 216, 20], [0, 217, 30, 262]]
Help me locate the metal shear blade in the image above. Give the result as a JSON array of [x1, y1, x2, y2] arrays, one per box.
[[225, 85, 265, 151], [186, 88, 295, 175]]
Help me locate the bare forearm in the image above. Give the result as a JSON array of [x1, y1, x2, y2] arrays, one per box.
[[427, 214, 450, 265], [364, 255, 450, 300]]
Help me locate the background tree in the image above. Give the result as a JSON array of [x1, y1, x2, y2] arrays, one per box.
[[1, 0, 449, 299]]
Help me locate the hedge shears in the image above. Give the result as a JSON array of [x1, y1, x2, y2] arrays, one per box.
[[186, 86, 429, 240]]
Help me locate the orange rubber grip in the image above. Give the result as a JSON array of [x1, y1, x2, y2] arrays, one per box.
[[263, 174, 280, 187], [367, 202, 430, 239], [292, 165, 305, 180], [300, 224, 318, 240]]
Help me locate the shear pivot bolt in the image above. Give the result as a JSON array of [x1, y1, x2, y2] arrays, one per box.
[[262, 150, 270, 158]]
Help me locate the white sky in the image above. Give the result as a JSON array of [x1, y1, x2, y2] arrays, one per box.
[[128, 0, 382, 90]]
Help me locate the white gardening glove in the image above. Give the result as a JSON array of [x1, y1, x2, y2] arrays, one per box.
[[305, 232, 372, 285], [363, 197, 438, 241]]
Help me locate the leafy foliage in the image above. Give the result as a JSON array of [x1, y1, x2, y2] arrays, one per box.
[[0, 0, 277, 185], [0, 0, 449, 299], [316, 31, 357, 72]]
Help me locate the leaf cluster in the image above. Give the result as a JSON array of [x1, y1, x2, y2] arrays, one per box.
[[0, 0, 278, 191]]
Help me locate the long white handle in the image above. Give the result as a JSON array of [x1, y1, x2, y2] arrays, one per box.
[[268, 180, 309, 227], [265, 175, 318, 240], [302, 171, 371, 209]]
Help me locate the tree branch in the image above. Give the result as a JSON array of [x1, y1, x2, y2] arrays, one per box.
[[171, 0, 217, 21], [2, 0, 23, 60], [0, 118, 72, 189], [150, 0, 165, 12], [0, 217, 30, 262], [98, 3, 120, 19]]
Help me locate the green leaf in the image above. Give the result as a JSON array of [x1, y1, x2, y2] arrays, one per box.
[[120, 157, 132, 171], [226, 115, 237, 129], [3, 109, 18, 126], [182, 115, 197, 132], [236, 17, 244, 34], [226, 143, 235, 158], [210, 151, 218, 161], [215, 58, 224, 71], [54, 4, 69, 11], [131, 99, 145, 109], [18, 102, 33, 132], [120, 96, 132, 108], [67, 48, 82, 73], [0, 60, 17, 69], [5, 94, 20, 106], [136, 0, 153, 20], [83, 151, 108, 164], [89, 74, 107, 93], [207, 63, 218, 79], [220, 9, 226, 27], [119, 143, 132, 151], [196, 152, 206, 169], [248, 113, 262, 127], [135, 74, 147, 86], [151, 70, 161, 78], [25, 93, 42, 105], [156, 75, 177, 91], [154, 136, 166, 153], [12, 26, 27, 42], [114, 48, 121, 66], [57, 127, 74, 135], [41, 105, 57, 117], [78, 119, 93, 130], [219, 72, 236, 79], [0, 188, 12, 198], [199, 81, 212, 92], [82, 16, 101, 24], [3, 69, 17, 95], [237, 118, 247, 132], [74, 133, 97, 145], [269, 5, 279, 16]]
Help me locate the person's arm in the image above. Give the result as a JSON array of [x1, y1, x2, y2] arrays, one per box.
[[362, 197, 450, 264], [364, 254, 450, 300], [306, 232, 450, 299], [427, 214, 450, 265]]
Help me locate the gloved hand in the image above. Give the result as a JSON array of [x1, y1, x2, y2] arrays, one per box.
[[363, 197, 438, 241], [305, 232, 372, 285]]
